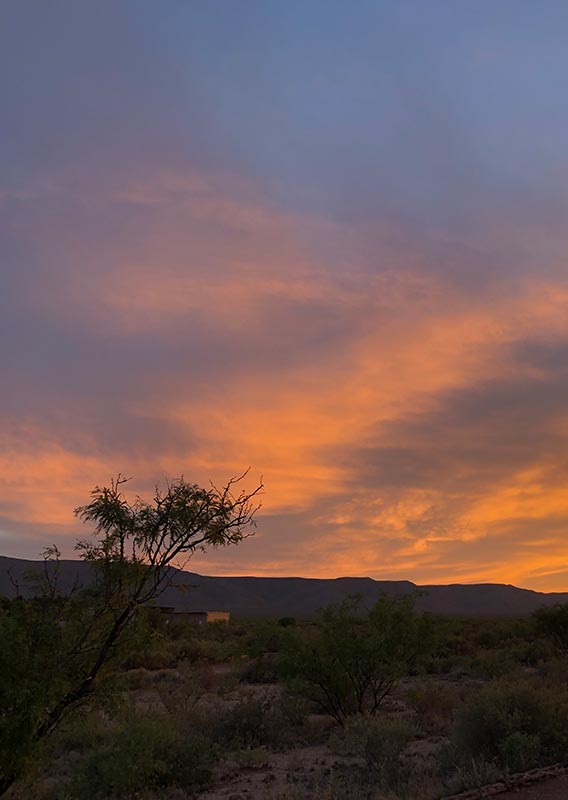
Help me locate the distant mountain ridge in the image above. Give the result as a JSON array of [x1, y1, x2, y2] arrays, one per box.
[[1, 555, 567, 617]]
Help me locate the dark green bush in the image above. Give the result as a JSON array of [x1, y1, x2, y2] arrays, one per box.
[[332, 713, 414, 771], [451, 678, 568, 770], [329, 714, 445, 797], [406, 681, 461, 735], [210, 691, 308, 751], [278, 617, 297, 627], [121, 646, 177, 671], [470, 648, 520, 679], [239, 653, 281, 684], [53, 711, 109, 756], [498, 731, 541, 772], [68, 714, 214, 798], [283, 594, 435, 724], [534, 603, 568, 655]]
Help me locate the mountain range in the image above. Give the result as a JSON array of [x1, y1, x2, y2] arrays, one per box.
[[1, 555, 567, 617]]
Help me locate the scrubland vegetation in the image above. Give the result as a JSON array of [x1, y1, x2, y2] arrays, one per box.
[[4, 592, 568, 799], [3, 477, 568, 799]]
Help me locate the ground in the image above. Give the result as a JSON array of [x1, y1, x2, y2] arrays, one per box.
[[494, 778, 568, 800]]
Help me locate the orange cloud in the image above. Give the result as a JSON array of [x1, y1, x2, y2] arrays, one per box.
[[3, 165, 568, 589]]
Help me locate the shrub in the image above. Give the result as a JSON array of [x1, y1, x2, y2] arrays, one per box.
[[284, 594, 435, 724], [440, 756, 502, 796], [471, 648, 520, 679], [533, 603, 568, 655], [176, 635, 232, 664], [247, 620, 296, 658], [209, 690, 308, 751], [53, 711, 109, 756], [498, 732, 541, 773], [68, 714, 214, 798], [208, 696, 263, 749], [155, 661, 211, 715], [119, 667, 159, 691], [406, 681, 460, 735], [231, 747, 271, 768], [240, 653, 281, 684], [121, 642, 177, 671], [450, 678, 568, 770], [331, 713, 415, 789]]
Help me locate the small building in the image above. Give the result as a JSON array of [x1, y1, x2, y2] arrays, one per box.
[[154, 607, 230, 625], [176, 610, 230, 625], [152, 606, 176, 626]]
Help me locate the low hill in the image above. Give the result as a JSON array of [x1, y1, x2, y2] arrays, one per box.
[[1, 555, 567, 617]]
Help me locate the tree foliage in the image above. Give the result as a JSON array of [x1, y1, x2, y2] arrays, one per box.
[[285, 594, 434, 724], [0, 473, 261, 796], [533, 603, 568, 655]]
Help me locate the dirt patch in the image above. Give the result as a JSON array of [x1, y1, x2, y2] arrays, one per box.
[[442, 767, 568, 800], [198, 744, 356, 799], [496, 777, 568, 800]]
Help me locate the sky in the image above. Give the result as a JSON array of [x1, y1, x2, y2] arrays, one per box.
[[2, 1, 568, 590]]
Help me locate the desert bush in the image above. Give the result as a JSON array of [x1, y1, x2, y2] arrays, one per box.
[[213, 696, 269, 750], [119, 666, 176, 692], [173, 618, 253, 663], [121, 639, 178, 671], [278, 617, 297, 627], [516, 637, 555, 667], [470, 648, 520, 679], [538, 653, 568, 682], [248, 620, 297, 658], [240, 653, 281, 684], [174, 634, 233, 664], [472, 618, 526, 649], [406, 681, 460, 735], [67, 713, 214, 798], [155, 660, 212, 715], [53, 710, 110, 756], [418, 613, 559, 678], [284, 594, 434, 724], [440, 756, 502, 795], [331, 713, 415, 789], [209, 690, 308, 751], [533, 603, 568, 655], [421, 652, 471, 675], [450, 678, 568, 770], [497, 731, 542, 772]]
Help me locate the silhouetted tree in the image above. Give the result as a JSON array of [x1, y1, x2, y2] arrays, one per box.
[[284, 594, 434, 724], [0, 472, 262, 796]]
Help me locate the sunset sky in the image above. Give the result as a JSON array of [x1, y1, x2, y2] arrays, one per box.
[[2, 2, 568, 590]]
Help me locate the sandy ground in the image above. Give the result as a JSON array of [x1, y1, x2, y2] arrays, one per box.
[[197, 744, 346, 799], [200, 775, 568, 800], [128, 668, 568, 800], [496, 777, 568, 800]]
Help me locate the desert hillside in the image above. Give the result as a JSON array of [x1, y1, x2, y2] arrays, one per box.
[[2, 555, 566, 617]]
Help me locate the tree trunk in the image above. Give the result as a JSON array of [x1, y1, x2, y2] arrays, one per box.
[[0, 773, 17, 798]]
